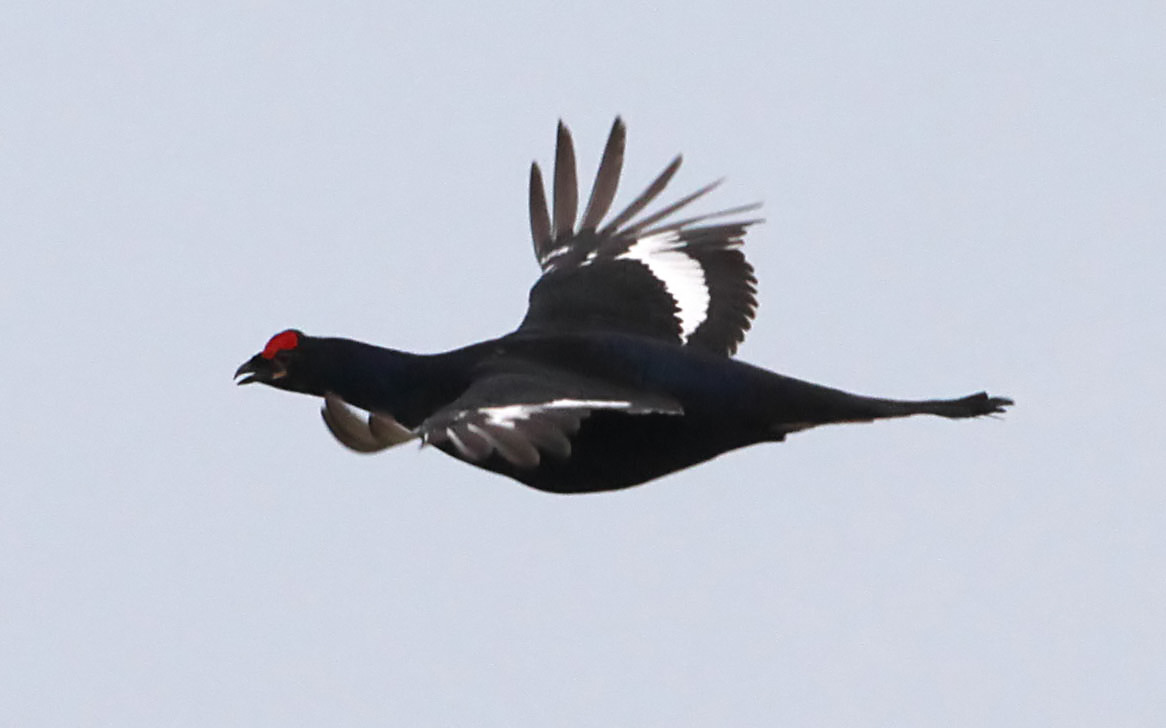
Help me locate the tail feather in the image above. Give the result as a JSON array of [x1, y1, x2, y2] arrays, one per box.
[[766, 384, 1013, 438], [761, 375, 1012, 438], [885, 391, 1013, 419]]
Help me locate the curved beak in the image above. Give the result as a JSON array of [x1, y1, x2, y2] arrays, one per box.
[[234, 354, 285, 385]]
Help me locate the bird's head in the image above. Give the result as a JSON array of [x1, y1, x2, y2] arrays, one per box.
[[235, 329, 314, 392]]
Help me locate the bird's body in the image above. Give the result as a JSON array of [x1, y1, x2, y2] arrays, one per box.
[[237, 119, 1011, 493]]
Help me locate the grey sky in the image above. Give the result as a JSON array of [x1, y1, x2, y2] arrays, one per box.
[[3, 1, 1163, 725]]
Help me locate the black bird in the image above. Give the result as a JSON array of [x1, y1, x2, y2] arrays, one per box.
[[236, 119, 1011, 493]]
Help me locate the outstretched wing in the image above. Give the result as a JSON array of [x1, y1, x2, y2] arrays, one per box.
[[320, 393, 417, 453], [520, 118, 761, 357], [417, 372, 683, 469]]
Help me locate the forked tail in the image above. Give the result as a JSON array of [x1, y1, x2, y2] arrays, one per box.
[[880, 391, 1014, 419], [765, 378, 1014, 438]]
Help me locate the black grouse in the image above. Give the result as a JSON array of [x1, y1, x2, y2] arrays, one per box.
[[236, 119, 1011, 494]]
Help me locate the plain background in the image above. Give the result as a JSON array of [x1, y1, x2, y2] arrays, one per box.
[[3, 1, 1163, 725]]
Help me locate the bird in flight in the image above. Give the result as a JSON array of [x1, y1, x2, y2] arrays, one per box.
[[236, 118, 1011, 493]]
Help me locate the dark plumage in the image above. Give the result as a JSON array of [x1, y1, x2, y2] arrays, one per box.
[[236, 118, 1011, 493]]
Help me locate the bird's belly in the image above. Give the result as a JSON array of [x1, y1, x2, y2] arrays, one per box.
[[450, 410, 775, 494]]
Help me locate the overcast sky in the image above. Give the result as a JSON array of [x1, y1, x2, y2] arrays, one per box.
[[3, 1, 1163, 725]]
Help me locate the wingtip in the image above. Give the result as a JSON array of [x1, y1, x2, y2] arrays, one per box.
[[552, 119, 579, 239], [579, 116, 629, 231], [529, 161, 551, 250], [601, 153, 686, 234]]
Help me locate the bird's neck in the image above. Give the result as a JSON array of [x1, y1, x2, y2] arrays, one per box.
[[307, 338, 481, 427]]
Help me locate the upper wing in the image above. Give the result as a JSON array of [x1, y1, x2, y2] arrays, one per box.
[[520, 118, 761, 356], [417, 371, 683, 469]]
